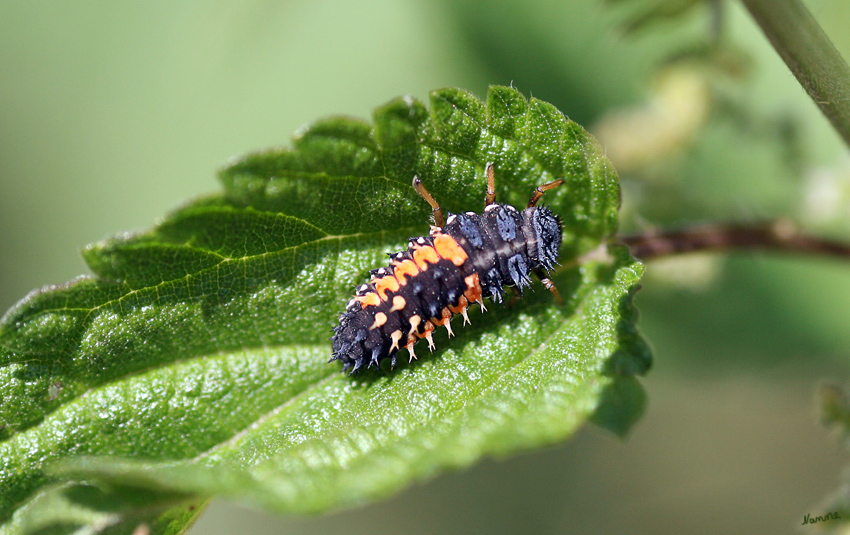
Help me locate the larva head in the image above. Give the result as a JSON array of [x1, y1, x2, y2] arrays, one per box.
[[524, 206, 561, 271]]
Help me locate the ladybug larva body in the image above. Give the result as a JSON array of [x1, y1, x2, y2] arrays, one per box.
[[331, 164, 563, 374]]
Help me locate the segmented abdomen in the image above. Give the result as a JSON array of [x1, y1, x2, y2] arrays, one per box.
[[331, 203, 556, 374]]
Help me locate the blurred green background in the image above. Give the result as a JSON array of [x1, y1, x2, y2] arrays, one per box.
[[2, 1, 850, 533]]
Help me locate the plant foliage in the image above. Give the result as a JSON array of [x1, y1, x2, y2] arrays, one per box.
[[0, 86, 649, 534]]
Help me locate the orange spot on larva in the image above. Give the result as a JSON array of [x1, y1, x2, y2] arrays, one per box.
[[413, 246, 440, 269], [389, 295, 406, 312], [415, 320, 436, 339], [407, 314, 422, 336], [375, 276, 400, 300], [448, 296, 469, 314], [355, 292, 381, 307], [463, 273, 483, 304], [431, 307, 452, 326], [434, 234, 468, 266], [393, 260, 420, 285], [389, 330, 404, 351], [370, 312, 388, 330]]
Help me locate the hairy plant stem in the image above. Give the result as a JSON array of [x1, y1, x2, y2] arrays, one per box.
[[619, 220, 850, 261], [742, 0, 850, 149]]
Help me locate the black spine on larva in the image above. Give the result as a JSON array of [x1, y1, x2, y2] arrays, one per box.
[[443, 204, 560, 303], [331, 204, 561, 374], [523, 205, 562, 272]]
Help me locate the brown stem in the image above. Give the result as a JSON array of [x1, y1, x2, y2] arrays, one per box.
[[619, 219, 850, 261]]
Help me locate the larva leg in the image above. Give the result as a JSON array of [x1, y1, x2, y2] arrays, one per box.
[[527, 178, 565, 208], [535, 268, 564, 305], [412, 176, 445, 228], [484, 162, 496, 207]]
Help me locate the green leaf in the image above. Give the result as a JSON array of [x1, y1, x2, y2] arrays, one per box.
[[813, 384, 850, 528], [3, 481, 207, 535], [0, 86, 646, 533]]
